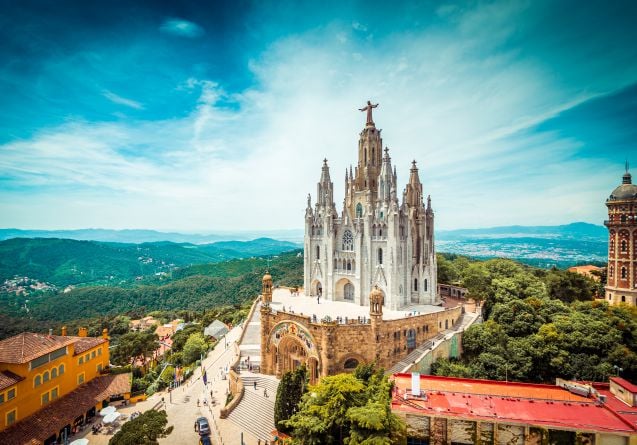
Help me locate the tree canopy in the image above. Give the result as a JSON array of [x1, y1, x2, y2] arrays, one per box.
[[108, 409, 173, 445], [284, 364, 406, 445]]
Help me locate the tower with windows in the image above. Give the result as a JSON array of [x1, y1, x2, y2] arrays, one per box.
[[303, 102, 438, 309], [605, 163, 637, 306]]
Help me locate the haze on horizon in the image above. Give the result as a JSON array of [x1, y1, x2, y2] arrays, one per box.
[[1, 0, 636, 232]]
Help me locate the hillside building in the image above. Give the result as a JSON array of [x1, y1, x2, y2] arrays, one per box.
[[605, 163, 637, 306], [392, 373, 637, 445], [0, 329, 131, 445]]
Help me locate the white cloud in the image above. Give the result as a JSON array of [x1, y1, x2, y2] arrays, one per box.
[[159, 18, 204, 38], [103, 90, 144, 109], [0, 2, 633, 232]]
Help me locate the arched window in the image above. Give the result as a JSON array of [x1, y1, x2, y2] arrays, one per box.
[[622, 295, 626, 302], [43, 371, 50, 383], [621, 215, 627, 223], [621, 267, 627, 279], [610, 266, 614, 277], [34, 375, 41, 387], [378, 248, 383, 265], [414, 278, 418, 291], [51, 368, 58, 379], [621, 240, 628, 252], [356, 203, 363, 218], [344, 358, 359, 369], [379, 227, 383, 237], [316, 246, 320, 260], [346, 261, 351, 271], [424, 279, 428, 292], [59, 364, 65, 375], [342, 230, 353, 251]]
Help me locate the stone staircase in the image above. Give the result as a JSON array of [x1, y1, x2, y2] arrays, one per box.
[[238, 302, 262, 370], [226, 373, 280, 441], [386, 312, 479, 374]]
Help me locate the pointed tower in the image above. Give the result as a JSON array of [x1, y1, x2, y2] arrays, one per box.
[[354, 102, 383, 194], [377, 148, 394, 203], [317, 159, 334, 209], [605, 162, 637, 306]]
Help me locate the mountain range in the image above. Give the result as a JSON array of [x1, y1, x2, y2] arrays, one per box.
[[0, 237, 300, 287]]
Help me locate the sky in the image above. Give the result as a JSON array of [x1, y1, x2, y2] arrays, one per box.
[[0, 0, 636, 232]]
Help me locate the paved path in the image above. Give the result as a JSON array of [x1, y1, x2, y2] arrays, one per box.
[[76, 324, 261, 445]]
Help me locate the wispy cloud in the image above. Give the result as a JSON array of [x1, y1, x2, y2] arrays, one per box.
[[159, 18, 204, 38], [102, 90, 144, 109], [1, 1, 636, 231]]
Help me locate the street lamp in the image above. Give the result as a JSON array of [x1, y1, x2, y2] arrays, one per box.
[[614, 365, 623, 377]]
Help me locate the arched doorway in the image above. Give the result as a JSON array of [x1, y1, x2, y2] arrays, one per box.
[[344, 282, 354, 301], [311, 280, 323, 297], [335, 278, 355, 301], [276, 335, 320, 384]]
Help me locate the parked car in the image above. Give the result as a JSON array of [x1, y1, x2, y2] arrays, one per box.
[[199, 436, 212, 445], [194, 416, 211, 436]]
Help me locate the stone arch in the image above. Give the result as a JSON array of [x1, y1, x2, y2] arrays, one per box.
[[335, 278, 355, 301], [268, 321, 321, 384]]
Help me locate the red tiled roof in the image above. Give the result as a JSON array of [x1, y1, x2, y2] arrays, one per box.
[[0, 373, 131, 445], [611, 377, 637, 393], [0, 370, 24, 391], [0, 333, 76, 364], [73, 337, 107, 355], [391, 374, 637, 434]]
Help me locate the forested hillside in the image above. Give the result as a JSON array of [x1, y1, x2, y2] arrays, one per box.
[[0, 250, 303, 339], [434, 254, 636, 382], [0, 237, 299, 286]]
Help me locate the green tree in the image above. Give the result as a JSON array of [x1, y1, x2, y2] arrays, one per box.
[[275, 365, 308, 433], [111, 331, 159, 369], [182, 332, 207, 365], [108, 409, 173, 445], [285, 373, 405, 445]]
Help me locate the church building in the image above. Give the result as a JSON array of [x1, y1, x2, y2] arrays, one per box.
[[258, 103, 460, 383], [303, 101, 439, 309]]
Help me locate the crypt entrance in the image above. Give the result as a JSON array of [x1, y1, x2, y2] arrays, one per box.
[[270, 322, 320, 384]]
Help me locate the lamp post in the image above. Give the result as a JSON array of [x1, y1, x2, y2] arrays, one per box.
[[614, 365, 623, 377]]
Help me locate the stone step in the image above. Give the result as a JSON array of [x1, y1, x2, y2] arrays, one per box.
[[227, 387, 276, 441]]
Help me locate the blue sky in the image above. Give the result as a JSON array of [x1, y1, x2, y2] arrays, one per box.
[[0, 0, 636, 231]]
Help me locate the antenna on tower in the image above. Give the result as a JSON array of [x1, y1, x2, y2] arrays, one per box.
[[626, 159, 630, 173]]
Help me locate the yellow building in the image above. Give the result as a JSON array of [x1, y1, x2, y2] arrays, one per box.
[[0, 328, 131, 445]]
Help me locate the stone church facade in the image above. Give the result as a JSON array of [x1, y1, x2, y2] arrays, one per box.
[[259, 103, 459, 384], [303, 102, 439, 309]]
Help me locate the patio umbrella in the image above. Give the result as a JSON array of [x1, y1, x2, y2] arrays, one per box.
[[103, 412, 121, 424], [69, 439, 89, 445], [99, 406, 116, 416]]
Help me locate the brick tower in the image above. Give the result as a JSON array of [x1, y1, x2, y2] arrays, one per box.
[[605, 163, 637, 306]]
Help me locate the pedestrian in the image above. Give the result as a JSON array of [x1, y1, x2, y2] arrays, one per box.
[[210, 390, 213, 398], [264, 388, 268, 398]]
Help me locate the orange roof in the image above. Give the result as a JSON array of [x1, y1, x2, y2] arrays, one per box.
[[73, 337, 107, 355], [0, 333, 107, 364], [568, 265, 603, 273], [0, 370, 24, 391], [0, 333, 76, 364], [0, 373, 131, 445]]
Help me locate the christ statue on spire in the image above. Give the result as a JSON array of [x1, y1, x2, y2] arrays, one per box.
[[359, 100, 378, 126]]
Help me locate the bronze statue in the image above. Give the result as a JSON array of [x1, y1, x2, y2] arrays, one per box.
[[359, 100, 378, 125]]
